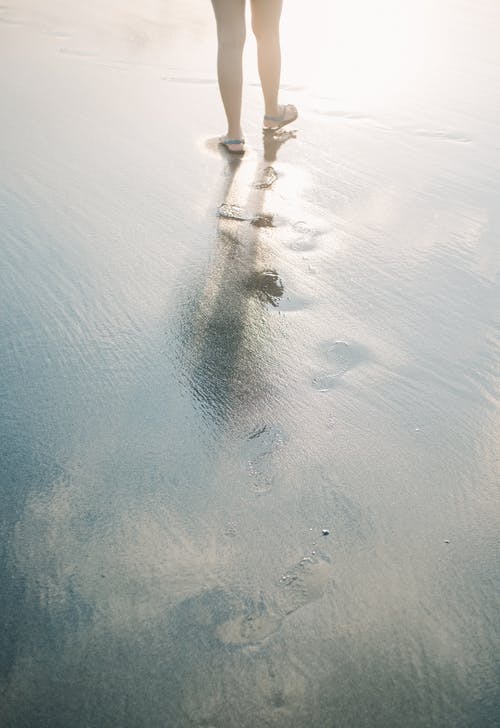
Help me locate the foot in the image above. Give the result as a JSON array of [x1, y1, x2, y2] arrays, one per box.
[[263, 104, 298, 131], [219, 136, 245, 154]]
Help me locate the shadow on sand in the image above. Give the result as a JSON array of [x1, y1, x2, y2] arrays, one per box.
[[176, 130, 296, 426]]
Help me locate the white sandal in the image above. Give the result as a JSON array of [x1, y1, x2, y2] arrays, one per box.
[[219, 137, 245, 154], [263, 104, 298, 131]]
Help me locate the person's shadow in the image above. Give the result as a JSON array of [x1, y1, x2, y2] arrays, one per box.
[[176, 131, 295, 427]]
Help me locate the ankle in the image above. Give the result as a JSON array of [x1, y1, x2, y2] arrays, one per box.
[[265, 103, 280, 118], [227, 127, 243, 140]]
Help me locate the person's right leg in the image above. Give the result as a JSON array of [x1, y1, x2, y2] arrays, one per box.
[[211, 0, 246, 148]]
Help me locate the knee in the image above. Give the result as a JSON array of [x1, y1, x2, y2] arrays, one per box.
[[251, 17, 277, 43], [218, 25, 246, 53]]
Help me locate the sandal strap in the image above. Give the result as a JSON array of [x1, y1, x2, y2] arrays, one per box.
[[222, 138, 245, 145]]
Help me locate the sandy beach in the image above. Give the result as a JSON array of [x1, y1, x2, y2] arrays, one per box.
[[1, 1, 499, 726]]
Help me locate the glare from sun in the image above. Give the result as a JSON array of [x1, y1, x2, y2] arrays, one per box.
[[278, 0, 428, 110]]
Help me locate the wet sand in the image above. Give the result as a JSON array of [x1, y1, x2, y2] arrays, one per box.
[[1, 1, 499, 726]]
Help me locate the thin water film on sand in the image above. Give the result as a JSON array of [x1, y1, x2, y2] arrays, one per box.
[[1, 1, 499, 727]]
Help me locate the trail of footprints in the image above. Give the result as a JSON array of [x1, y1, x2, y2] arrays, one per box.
[[215, 127, 359, 646]]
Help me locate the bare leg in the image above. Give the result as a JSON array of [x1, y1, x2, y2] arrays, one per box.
[[250, 0, 283, 117], [211, 0, 246, 145]]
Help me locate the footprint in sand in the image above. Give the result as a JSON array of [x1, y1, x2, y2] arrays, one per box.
[[218, 553, 334, 644], [250, 213, 274, 228], [217, 204, 274, 228], [312, 340, 368, 391], [188, 553, 332, 649], [222, 521, 238, 538], [217, 203, 248, 221], [244, 424, 285, 495], [216, 611, 282, 645], [287, 221, 321, 252], [276, 554, 333, 616], [325, 341, 354, 375], [176, 587, 281, 647], [255, 166, 278, 189], [246, 270, 309, 312], [248, 470, 272, 495], [246, 269, 284, 307], [288, 237, 318, 252]]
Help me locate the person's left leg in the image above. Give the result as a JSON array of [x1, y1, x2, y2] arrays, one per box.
[[250, 0, 283, 118]]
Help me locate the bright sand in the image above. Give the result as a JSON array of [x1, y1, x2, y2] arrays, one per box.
[[1, 1, 499, 726]]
